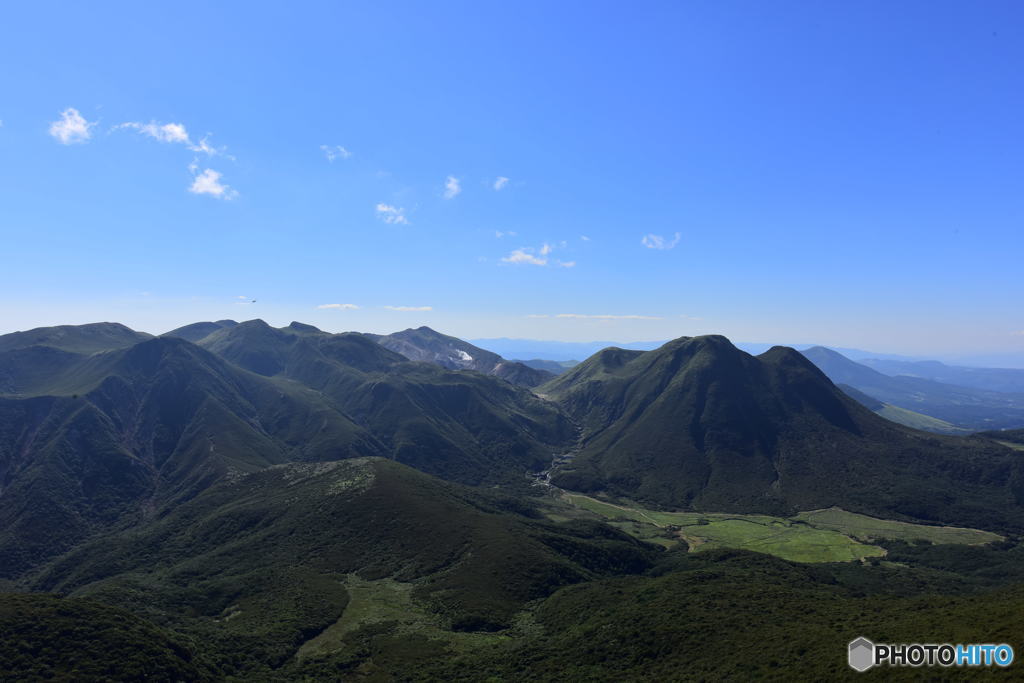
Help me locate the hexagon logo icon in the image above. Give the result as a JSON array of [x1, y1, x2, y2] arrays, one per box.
[[849, 637, 875, 672]]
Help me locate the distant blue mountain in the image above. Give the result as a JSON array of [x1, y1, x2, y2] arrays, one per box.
[[861, 358, 1024, 394]]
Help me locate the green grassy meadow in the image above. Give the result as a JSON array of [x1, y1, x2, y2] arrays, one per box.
[[793, 507, 1002, 545], [556, 493, 999, 563], [874, 404, 968, 434], [297, 574, 508, 663]]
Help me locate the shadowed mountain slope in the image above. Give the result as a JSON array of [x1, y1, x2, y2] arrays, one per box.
[[198, 320, 573, 484], [368, 326, 554, 387], [0, 319, 571, 577], [0, 335, 381, 578], [543, 336, 1024, 531]]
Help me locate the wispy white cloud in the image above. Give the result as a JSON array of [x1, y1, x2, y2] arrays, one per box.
[[384, 305, 432, 311], [189, 168, 237, 199], [116, 121, 189, 143], [49, 108, 95, 144], [526, 314, 549, 318], [317, 303, 359, 310], [376, 203, 409, 225], [443, 175, 461, 199], [115, 120, 230, 157], [501, 248, 548, 266], [501, 241, 575, 267], [641, 232, 681, 250], [190, 135, 229, 158], [321, 145, 351, 162], [1012, 330, 1024, 337], [493, 176, 509, 191], [580, 235, 591, 241], [494, 230, 518, 238], [237, 295, 249, 300], [555, 313, 662, 320]]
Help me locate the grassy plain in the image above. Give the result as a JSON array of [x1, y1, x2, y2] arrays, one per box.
[[557, 493, 999, 563], [793, 507, 1002, 545], [875, 404, 968, 434], [297, 574, 507, 662]]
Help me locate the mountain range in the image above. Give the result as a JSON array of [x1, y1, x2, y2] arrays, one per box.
[[860, 357, 1024, 394], [0, 320, 573, 579], [542, 336, 1024, 530], [801, 346, 1024, 432], [4, 320, 1024, 679]]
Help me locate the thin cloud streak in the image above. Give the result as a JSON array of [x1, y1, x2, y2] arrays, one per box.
[[502, 249, 547, 266], [641, 232, 681, 250], [115, 120, 230, 157], [321, 145, 351, 161], [501, 241, 578, 267]]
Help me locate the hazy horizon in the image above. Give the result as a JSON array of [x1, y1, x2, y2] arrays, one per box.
[[5, 315, 1024, 368]]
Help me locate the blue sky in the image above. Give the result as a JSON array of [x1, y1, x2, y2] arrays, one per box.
[[1, 1, 1022, 359]]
